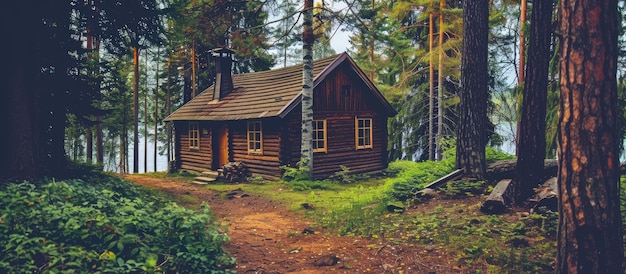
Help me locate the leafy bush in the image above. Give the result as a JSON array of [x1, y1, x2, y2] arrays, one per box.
[[280, 159, 310, 182], [329, 165, 356, 184], [0, 176, 235, 273], [486, 146, 516, 163]]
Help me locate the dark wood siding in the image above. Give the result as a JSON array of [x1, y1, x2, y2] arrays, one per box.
[[283, 110, 389, 179], [175, 121, 213, 172], [314, 62, 384, 113], [231, 119, 282, 180]]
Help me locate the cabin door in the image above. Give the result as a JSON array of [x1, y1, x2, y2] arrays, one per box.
[[215, 125, 229, 168]]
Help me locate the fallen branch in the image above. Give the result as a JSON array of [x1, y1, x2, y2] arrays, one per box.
[[424, 169, 463, 189]]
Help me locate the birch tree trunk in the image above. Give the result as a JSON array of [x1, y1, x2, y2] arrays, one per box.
[[300, 0, 315, 176], [436, 0, 445, 161]]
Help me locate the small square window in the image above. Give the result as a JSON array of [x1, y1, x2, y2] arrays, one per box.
[[355, 118, 372, 149], [188, 122, 200, 149], [313, 120, 327, 153], [247, 121, 262, 153]]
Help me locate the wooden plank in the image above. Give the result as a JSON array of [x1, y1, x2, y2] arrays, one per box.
[[424, 169, 464, 189]]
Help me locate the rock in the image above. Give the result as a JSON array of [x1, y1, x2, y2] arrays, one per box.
[[313, 254, 339, 267], [301, 202, 315, 210], [386, 204, 404, 213], [416, 188, 437, 199], [243, 269, 282, 274], [289, 246, 302, 254], [425, 245, 437, 252], [226, 188, 249, 199], [508, 236, 529, 247]]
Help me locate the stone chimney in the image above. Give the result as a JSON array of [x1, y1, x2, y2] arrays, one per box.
[[211, 48, 234, 101]]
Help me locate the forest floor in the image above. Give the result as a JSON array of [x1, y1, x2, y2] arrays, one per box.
[[123, 174, 496, 274]]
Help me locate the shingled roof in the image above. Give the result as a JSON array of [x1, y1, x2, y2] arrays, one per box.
[[164, 52, 395, 121]]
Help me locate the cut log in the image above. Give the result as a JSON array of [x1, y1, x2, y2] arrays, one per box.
[[529, 177, 558, 213], [480, 179, 512, 214], [424, 169, 464, 189]]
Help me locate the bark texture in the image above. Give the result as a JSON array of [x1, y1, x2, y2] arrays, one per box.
[[513, 0, 553, 204], [2, 1, 41, 180], [133, 46, 140, 173], [557, 0, 623, 272], [300, 0, 315, 176], [456, 0, 488, 179]]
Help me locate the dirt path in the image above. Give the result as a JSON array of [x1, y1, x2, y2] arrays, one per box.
[[124, 175, 460, 273]]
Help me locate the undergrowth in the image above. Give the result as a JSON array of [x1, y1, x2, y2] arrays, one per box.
[[0, 164, 234, 273]]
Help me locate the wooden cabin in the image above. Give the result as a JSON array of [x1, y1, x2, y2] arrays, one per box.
[[164, 49, 396, 179]]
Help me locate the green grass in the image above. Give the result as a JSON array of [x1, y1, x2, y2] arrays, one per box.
[[196, 152, 564, 272]]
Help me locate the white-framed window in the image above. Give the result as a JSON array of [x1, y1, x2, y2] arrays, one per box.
[[313, 119, 327, 153], [189, 122, 200, 149], [247, 121, 262, 153], [355, 117, 372, 149]]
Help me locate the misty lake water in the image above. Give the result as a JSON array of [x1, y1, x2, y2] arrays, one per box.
[[103, 138, 169, 173]]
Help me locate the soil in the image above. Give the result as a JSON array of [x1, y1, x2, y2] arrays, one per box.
[[123, 175, 478, 274]]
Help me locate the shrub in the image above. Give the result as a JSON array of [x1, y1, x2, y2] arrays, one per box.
[[329, 165, 355, 184], [0, 176, 235, 273], [280, 159, 310, 182]]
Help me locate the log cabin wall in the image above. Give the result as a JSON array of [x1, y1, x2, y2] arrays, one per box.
[[174, 121, 213, 173], [282, 62, 390, 178], [231, 118, 282, 180]]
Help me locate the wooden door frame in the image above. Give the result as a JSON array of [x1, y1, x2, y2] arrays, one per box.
[[212, 124, 229, 170]]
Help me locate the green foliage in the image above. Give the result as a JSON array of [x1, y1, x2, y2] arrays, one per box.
[[247, 175, 266, 184], [329, 165, 356, 184], [485, 146, 516, 163], [280, 159, 310, 182], [287, 180, 336, 192], [0, 175, 234, 273], [384, 159, 456, 201], [440, 180, 486, 198]]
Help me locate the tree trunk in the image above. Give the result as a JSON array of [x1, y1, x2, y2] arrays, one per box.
[[86, 127, 93, 163], [512, 0, 553, 205], [456, 0, 488, 180], [518, 0, 527, 85], [96, 115, 103, 164], [557, 0, 623, 272], [436, 0, 445, 161], [167, 55, 172, 171], [2, 2, 40, 180], [133, 46, 140, 173], [428, 0, 435, 161], [300, 0, 315, 176], [154, 47, 160, 172], [191, 41, 197, 98], [144, 50, 148, 173]]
